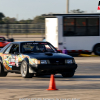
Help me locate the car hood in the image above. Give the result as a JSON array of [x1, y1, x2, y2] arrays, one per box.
[[24, 52, 73, 59]]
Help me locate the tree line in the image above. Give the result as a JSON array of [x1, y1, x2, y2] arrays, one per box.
[[0, 13, 45, 24], [0, 9, 86, 24]]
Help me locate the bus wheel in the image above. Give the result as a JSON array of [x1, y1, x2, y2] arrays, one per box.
[[93, 45, 100, 55]]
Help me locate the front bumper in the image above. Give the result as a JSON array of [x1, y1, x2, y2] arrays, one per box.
[[30, 64, 77, 74]]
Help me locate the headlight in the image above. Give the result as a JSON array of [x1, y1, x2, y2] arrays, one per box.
[[34, 59, 50, 64], [41, 60, 47, 64], [34, 59, 41, 64], [65, 59, 75, 64]]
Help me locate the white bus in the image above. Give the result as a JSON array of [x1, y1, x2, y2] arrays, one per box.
[[45, 13, 100, 55]]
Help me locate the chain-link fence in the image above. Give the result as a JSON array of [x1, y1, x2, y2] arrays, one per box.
[[0, 23, 45, 39]]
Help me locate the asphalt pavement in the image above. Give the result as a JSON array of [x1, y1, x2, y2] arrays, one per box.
[[0, 57, 100, 100]]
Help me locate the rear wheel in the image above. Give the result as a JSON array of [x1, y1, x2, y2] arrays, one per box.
[[21, 61, 33, 78], [62, 72, 75, 78], [0, 63, 8, 77], [93, 44, 100, 55]]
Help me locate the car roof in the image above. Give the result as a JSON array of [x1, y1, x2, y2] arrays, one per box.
[[11, 41, 49, 44]]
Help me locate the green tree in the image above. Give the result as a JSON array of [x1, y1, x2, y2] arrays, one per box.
[[0, 12, 5, 23], [19, 19, 26, 24], [3, 17, 10, 23], [33, 16, 45, 23], [0, 12, 5, 20], [3, 17, 17, 23], [25, 18, 33, 23]]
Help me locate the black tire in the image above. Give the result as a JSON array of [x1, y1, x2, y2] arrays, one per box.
[[62, 72, 75, 78], [0, 63, 8, 77], [93, 44, 100, 55], [20, 61, 33, 78]]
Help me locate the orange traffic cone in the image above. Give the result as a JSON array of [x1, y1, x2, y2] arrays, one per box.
[[46, 74, 58, 90]]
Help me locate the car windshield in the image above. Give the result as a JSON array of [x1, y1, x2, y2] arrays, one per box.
[[21, 42, 57, 53]]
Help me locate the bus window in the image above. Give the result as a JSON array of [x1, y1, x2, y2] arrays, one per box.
[[64, 27, 75, 36], [88, 18, 98, 26], [87, 27, 99, 36], [76, 18, 86, 26], [75, 18, 87, 36], [87, 18, 99, 36], [63, 17, 99, 36], [64, 18, 75, 26], [76, 27, 86, 36]]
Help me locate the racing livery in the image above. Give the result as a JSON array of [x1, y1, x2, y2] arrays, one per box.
[[0, 41, 77, 78]]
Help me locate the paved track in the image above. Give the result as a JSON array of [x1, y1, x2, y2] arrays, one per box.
[[0, 35, 99, 100], [0, 57, 100, 100]]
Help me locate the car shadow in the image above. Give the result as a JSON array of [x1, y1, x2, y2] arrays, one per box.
[[73, 75, 100, 78], [6, 74, 100, 80], [36, 74, 100, 78]]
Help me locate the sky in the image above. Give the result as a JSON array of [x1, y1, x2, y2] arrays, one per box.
[[0, 0, 99, 20]]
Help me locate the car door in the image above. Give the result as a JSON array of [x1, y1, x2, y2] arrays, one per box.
[[3, 44, 13, 70], [3, 44, 20, 71]]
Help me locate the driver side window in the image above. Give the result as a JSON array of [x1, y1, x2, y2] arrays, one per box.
[[9, 44, 19, 54]]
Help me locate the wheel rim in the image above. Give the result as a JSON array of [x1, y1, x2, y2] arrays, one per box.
[[21, 62, 27, 77], [96, 47, 100, 54]]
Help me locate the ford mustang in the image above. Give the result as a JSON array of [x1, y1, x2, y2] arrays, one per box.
[[0, 41, 77, 78]]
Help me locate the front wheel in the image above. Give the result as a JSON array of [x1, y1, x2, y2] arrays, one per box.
[[21, 61, 33, 78], [62, 72, 75, 78], [0, 63, 8, 77], [93, 45, 100, 55]]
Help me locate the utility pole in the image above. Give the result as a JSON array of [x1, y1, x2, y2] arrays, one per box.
[[66, 0, 69, 13]]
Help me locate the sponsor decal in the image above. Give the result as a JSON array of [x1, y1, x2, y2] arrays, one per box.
[[39, 43, 47, 44], [9, 55, 16, 66], [9, 62, 15, 66], [26, 42, 38, 44], [16, 56, 19, 67]]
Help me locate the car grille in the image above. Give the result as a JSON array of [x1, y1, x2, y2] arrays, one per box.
[[49, 59, 65, 65]]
